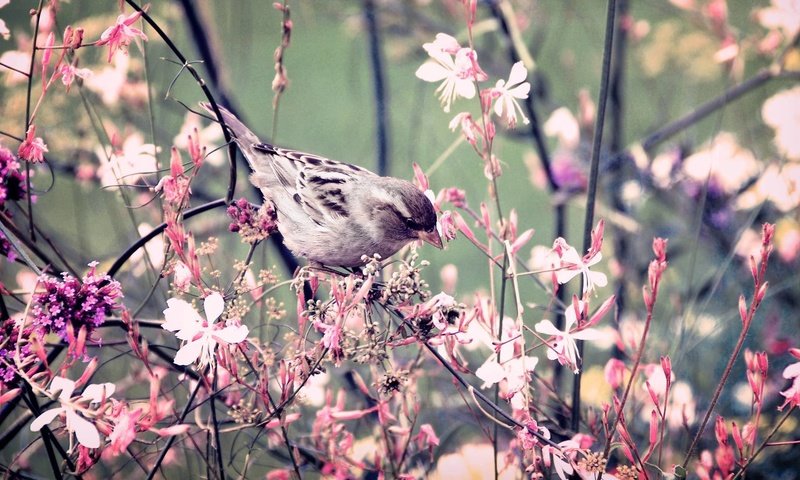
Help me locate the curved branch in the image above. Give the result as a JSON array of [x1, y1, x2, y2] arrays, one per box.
[[124, 0, 238, 203], [107, 198, 226, 278]]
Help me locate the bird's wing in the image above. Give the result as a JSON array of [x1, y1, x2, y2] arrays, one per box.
[[253, 144, 376, 224]]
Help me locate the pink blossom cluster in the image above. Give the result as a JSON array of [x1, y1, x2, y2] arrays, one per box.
[[226, 197, 278, 243]]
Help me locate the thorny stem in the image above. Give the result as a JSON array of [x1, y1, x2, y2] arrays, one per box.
[[573, 0, 617, 433]]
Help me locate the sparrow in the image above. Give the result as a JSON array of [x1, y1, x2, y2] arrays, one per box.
[[202, 103, 443, 267]]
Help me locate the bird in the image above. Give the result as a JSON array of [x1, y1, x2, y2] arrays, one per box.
[[201, 103, 443, 267]]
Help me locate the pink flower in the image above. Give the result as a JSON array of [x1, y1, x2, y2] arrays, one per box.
[[762, 86, 800, 161], [107, 407, 142, 456], [489, 61, 531, 128], [95, 131, 158, 188], [449, 112, 482, 146], [30, 376, 115, 449], [534, 300, 601, 373], [779, 348, 800, 410], [96, 10, 148, 63], [414, 423, 440, 456], [544, 107, 580, 150], [58, 63, 92, 91], [161, 293, 249, 368], [552, 238, 608, 294], [416, 34, 488, 113], [757, 0, 800, 39], [17, 125, 48, 163]]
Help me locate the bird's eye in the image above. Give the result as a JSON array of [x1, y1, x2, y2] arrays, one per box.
[[404, 217, 420, 230]]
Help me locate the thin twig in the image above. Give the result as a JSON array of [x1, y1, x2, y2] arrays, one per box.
[[124, 0, 237, 204], [144, 379, 203, 480]]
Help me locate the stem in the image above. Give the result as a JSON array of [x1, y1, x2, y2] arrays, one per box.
[[573, 0, 617, 433], [640, 68, 779, 153], [422, 341, 560, 449], [730, 406, 795, 479], [24, 0, 45, 241], [145, 379, 203, 480], [680, 302, 758, 469], [124, 0, 237, 204], [107, 198, 226, 277], [602, 301, 653, 459], [21, 387, 63, 480], [364, 0, 390, 176], [210, 364, 226, 479]]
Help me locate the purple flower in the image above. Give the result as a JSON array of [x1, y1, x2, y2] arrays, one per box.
[[31, 262, 123, 358], [1, 144, 29, 209], [0, 316, 36, 393], [226, 197, 277, 244]]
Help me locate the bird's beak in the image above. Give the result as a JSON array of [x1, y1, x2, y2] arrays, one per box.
[[419, 229, 443, 249]]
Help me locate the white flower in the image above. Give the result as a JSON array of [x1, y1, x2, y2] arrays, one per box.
[[534, 301, 601, 374], [30, 376, 115, 449], [416, 34, 487, 113], [544, 107, 580, 149], [542, 441, 577, 480], [762, 86, 800, 161], [757, 0, 800, 38], [162, 293, 249, 368], [554, 240, 607, 294], [491, 61, 531, 128], [95, 131, 158, 189]]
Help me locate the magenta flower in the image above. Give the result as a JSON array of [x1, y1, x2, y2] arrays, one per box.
[[96, 10, 148, 63], [31, 262, 123, 357], [226, 197, 277, 244], [0, 143, 28, 212]]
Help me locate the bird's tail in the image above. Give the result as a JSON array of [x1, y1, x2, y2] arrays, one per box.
[[199, 102, 262, 146], [199, 102, 276, 178]]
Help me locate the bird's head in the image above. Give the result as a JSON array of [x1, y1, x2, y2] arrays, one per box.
[[369, 179, 443, 250]]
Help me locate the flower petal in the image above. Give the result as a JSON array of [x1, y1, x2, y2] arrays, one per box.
[[415, 61, 450, 82], [66, 408, 101, 448], [475, 359, 505, 388], [173, 339, 204, 366], [215, 325, 249, 344], [81, 383, 116, 403], [30, 407, 64, 432], [571, 328, 602, 341], [507, 61, 529, 87], [534, 319, 562, 336], [49, 376, 75, 400], [203, 293, 225, 323], [163, 298, 202, 332]]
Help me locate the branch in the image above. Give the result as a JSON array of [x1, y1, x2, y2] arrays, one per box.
[[364, 0, 390, 176], [572, 0, 617, 433]]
